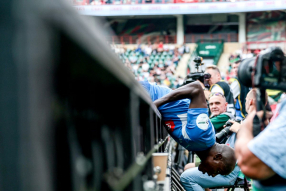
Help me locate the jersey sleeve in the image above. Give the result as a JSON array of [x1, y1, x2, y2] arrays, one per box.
[[211, 85, 224, 95], [248, 100, 286, 179]]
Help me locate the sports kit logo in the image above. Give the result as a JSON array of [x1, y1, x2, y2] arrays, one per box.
[[165, 120, 175, 132], [196, 114, 209, 130]]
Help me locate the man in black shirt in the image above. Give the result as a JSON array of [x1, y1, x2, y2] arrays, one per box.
[[205, 65, 235, 117]]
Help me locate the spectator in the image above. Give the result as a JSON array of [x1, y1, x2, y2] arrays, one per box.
[[205, 65, 236, 116], [144, 42, 153, 56], [172, 51, 180, 66], [157, 41, 164, 52], [135, 43, 142, 53], [129, 52, 138, 64], [142, 69, 150, 79], [142, 62, 149, 71], [163, 43, 169, 52], [165, 57, 172, 66], [152, 43, 158, 54], [169, 44, 175, 54], [163, 76, 171, 87], [209, 92, 234, 133]]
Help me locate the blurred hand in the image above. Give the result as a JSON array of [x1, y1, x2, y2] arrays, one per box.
[[204, 91, 211, 100], [228, 120, 241, 133], [255, 111, 271, 126]]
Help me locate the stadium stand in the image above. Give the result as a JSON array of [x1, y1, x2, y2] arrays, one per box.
[[111, 43, 189, 88]]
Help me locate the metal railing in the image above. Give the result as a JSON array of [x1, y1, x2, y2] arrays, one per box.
[[2, 0, 170, 190]]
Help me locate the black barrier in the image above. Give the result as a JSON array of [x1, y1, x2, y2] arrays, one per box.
[[0, 0, 169, 190]]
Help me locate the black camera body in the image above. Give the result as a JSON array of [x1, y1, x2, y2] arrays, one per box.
[[184, 73, 205, 84], [216, 120, 235, 144], [184, 56, 211, 87], [238, 47, 286, 91]]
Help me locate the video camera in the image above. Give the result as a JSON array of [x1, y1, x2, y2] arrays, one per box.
[[237, 47, 286, 136], [183, 56, 211, 87]]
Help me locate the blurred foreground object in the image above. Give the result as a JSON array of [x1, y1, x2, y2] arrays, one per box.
[[0, 0, 168, 190]]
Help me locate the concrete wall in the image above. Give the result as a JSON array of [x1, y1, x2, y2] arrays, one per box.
[[224, 42, 243, 54]]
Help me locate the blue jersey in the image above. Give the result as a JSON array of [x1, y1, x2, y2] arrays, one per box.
[[140, 81, 216, 151]]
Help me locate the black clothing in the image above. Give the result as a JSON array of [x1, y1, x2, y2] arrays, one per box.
[[210, 81, 235, 117]]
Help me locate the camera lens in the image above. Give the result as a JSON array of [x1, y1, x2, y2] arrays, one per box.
[[237, 57, 255, 87], [204, 73, 211, 79], [215, 121, 233, 143]]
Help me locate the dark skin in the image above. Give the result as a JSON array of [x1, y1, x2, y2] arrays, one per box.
[[154, 81, 207, 109], [154, 81, 236, 177]]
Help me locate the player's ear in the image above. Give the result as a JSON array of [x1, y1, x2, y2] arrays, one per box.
[[213, 153, 223, 160]]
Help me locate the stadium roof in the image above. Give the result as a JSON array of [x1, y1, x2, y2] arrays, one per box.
[[75, 0, 286, 16]]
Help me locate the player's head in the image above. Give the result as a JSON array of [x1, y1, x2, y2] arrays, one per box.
[[209, 92, 227, 116], [198, 144, 236, 177], [205, 65, 221, 86]]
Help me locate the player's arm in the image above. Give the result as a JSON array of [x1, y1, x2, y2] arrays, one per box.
[[153, 81, 207, 109]]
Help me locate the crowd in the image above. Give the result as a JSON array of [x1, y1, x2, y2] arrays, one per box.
[[111, 42, 190, 89]]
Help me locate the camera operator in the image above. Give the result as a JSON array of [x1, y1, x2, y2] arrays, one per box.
[[180, 89, 259, 191], [235, 94, 286, 190], [234, 47, 286, 190], [205, 65, 235, 117], [230, 60, 250, 121]]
